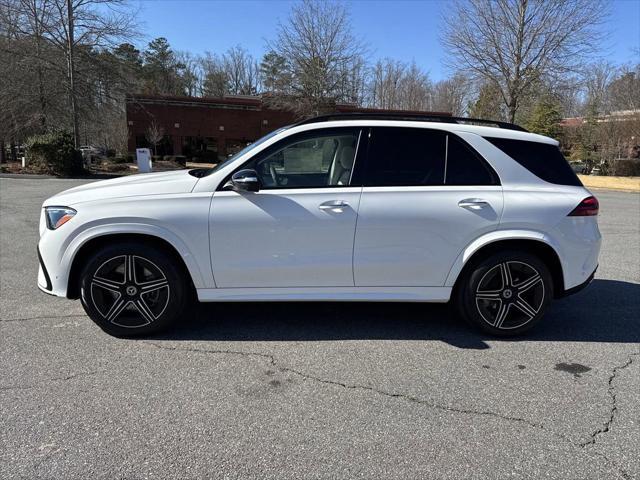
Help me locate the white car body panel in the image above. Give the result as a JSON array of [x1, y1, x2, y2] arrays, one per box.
[[210, 188, 362, 287], [353, 185, 503, 286], [197, 286, 451, 302], [44, 170, 199, 206], [37, 119, 601, 304], [39, 188, 213, 296]]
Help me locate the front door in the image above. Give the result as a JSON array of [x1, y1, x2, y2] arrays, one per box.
[[210, 128, 363, 288]]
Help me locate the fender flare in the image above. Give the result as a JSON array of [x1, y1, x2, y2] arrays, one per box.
[[444, 229, 566, 287], [61, 222, 208, 291]]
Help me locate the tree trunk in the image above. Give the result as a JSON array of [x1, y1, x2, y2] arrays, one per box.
[[34, 6, 47, 128], [67, 0, 79, 148], [0, 140, 5, 164], [10, 141, 17, 163]]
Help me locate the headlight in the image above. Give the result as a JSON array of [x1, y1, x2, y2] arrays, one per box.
[[45, 206, 76, 230]]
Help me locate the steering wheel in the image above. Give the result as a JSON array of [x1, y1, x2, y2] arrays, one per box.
[[269, 163, 280, 186]]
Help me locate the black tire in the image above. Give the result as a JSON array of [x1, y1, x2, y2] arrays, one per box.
[[79, 242, 187, 337], [455, 251, 553, 336]]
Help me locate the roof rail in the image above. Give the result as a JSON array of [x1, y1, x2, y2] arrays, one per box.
[[295, 112, 528, 132]]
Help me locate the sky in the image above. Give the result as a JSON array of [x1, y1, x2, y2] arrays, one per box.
[[134, 0, 640, 81]]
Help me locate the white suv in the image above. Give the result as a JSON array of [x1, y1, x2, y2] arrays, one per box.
[[38, 114, 601, 337]]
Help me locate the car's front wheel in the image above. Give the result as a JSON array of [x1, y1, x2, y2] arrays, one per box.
[[79, 242, 187, 337], [456, 251, 553, 336]]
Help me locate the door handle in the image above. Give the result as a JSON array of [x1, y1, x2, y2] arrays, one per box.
[[319, 200, 349, 211], [458, 198, 489, 209]]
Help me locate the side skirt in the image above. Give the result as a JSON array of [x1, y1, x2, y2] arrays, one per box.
[[196, 286, 452, 303]]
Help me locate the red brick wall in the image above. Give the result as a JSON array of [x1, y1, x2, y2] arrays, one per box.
[[126, 96, 296, 158]]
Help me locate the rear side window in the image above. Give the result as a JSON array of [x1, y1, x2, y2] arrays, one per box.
[[485, 137, 582, 186], [445, 135, 499, 185], [365, 128, 498, 187], [365, 128, 446, 186]]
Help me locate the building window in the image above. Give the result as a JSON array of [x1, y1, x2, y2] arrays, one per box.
[[226, 139, 250, 157], [182, 136, 218, 162]]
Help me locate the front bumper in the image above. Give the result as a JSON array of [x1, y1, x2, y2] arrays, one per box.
[[37, 233, 70, 298], [37, 246, 53, 292]]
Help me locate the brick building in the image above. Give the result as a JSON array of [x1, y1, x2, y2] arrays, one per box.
[[126, 94, 451, 161]]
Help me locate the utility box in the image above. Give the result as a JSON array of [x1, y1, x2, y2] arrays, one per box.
[[136, 148, 152, 173]]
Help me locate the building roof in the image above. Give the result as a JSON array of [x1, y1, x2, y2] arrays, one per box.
[[561, 109, 640, 127], [126, 94, 452, 117]]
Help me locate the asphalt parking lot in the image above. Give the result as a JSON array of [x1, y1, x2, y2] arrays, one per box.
[[1, 177, 639, 479]]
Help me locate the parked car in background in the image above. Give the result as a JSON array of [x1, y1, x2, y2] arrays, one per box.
[[37, 114, 601, 337], [570, 161, 587, 174]]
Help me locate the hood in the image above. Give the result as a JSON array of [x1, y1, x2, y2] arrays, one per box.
[[43, 170, 200, 207]]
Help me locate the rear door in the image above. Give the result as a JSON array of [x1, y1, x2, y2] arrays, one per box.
[[353, 127, 504, 286]]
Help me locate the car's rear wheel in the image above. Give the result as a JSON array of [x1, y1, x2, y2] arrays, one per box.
[[79, 243, 187, 337], [456, 251, 553, 336]]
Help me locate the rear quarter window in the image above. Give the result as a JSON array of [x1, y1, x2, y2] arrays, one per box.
[[485, 137, 582, 187]]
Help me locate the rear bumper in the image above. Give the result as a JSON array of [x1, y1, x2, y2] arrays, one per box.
[[559, 265, 597, 298]]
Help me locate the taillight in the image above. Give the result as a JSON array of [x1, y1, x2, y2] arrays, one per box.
[[568, 196, 599, 216]]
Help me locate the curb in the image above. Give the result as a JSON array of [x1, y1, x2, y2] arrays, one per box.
[[0, 173, 122, 180], [0, 173, 54, 179]]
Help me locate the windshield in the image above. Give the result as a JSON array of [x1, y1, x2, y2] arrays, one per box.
[[201, 127, 289, 176]]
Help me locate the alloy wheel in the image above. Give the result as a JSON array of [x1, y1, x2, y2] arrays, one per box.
[[89, 255, 170, 328], [474, 261, 545, 330]]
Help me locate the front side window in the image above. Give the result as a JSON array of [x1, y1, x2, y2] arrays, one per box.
[[205, 127, 288, 176], [243, 129, 360, 189]]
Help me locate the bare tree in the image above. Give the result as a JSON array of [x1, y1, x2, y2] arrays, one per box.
[[583, 61, 616, 115], [1, 0, 137, 148], [442, 0, 609, 123], [144, 119, 163, 156], [368, 59, 433, 111], [608, 63, 640, 112], [199, 52, 227, 97], [176, 50, 199, 96], [432, 73, 471, 116], [223, 45, 260, 95], [369, 59, 405, 109], [267, 0, 367, 116]]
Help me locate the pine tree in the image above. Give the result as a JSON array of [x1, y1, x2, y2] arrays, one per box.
[[525, 100, 562, 138], [469, 83, 504, 120]]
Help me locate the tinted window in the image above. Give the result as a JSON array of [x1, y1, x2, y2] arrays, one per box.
[[243, 129, 360, 189], [445, 135, 499, 185], [485, 137, 582, 186], [205, 127, 287, 176], [365, 128, 446, 186]]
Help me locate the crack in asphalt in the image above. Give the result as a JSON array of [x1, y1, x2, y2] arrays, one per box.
[[144, 342, 559, 430], [144, 341, 638, 479], [0, 370, 101, 391], [577, 352, 639, 480], [580, 352, 639, 447]]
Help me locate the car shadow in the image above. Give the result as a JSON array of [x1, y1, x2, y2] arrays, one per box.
[[150, 279, 640, 349]]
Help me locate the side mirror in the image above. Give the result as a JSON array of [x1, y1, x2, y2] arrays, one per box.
[[230, 169, 260, 192]]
